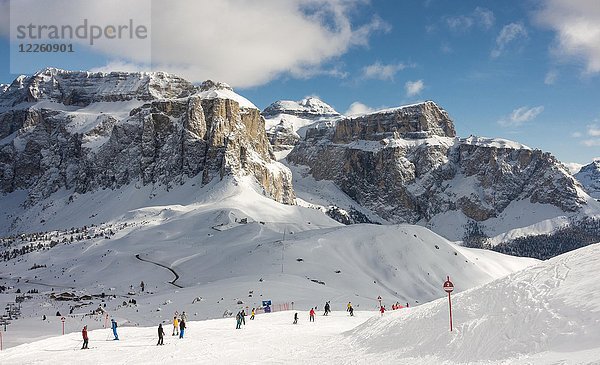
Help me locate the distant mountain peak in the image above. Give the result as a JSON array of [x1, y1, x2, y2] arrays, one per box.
[[199, 80, 234, 92], [575, 159, 600, 199], [262, 97, 340, 119]]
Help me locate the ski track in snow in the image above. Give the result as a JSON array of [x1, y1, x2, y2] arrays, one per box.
[[134, 254, 183, 288]]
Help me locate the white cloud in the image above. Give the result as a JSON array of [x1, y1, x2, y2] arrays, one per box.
[[445, 15, 474, 32], [405, 80, 424, 97], [440, 43, 453, 54], [361, 62, 408, 81], [498, 106, 544, 127], [572, 122, 600, 147], [445, 7, 494, 32], [582, 139, 600, 147], [535, 0, 600, 75], [563, 162, 583, 174], [2, 0, 389, 88], [491, 22, 528, 58], [345, 101, 375, 116], [544, 70, 558, 85], [588, 124, 600, 137], [473, 7, 496, 30]]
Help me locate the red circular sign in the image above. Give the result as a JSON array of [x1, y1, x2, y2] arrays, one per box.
[[443, 280, 454, 293], [61, 317, 65, 322]]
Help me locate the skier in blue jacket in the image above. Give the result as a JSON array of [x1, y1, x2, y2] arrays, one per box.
[[111, 318, 119, 340]]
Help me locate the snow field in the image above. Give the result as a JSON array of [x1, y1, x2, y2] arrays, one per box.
[[0, 311, 377, 365], [3, 242, 600, 364]]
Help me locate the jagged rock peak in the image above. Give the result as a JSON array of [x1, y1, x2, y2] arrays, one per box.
[[1, 67, 196, 107], [262, 96, 340, 119], [199, 80, 234, 92], [578, 159, 600, 173], [575, 159, 600, 199]]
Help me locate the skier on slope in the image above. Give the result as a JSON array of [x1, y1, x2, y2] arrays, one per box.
[[172, 316, 179, 336], [250, 308, 255, 320], [179, 319, 186, 338], [181, 311, 188, 323], [81, 325, 89, 349], [111, 318, 119, 340], [349, 304, 354, 317], [324, 301, 330, 316], [293, 312, 298, 324], [309, 308, 316, 322], [380, 305, 385, 316], [240, 309, 246, 325], [236, 311, 242, 329], [140, 281, 145, 292], [157, 323, 165, 345]]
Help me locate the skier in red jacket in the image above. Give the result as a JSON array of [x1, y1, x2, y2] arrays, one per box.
[[81, 325, 89, 349], [380, 305, 385, 316], [309, 308, 315, 322]]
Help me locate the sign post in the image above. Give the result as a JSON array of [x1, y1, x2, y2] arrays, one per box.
[[377, 295, 382, 308], [0, 330, 3, 351], [61, 316, 65, 335], [443, 276, 454, 332]]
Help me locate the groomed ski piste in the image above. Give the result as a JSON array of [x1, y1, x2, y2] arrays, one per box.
[[1, 242, 599, 364]]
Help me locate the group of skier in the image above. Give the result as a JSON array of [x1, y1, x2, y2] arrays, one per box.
[[79, 299, 402, 349], [235, 308, 256, 329], [292, 301, 357, 325], [172, 311, 187, 339]]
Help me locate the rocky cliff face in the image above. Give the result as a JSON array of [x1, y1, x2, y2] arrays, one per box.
[[287, 101, 588, 236], [575, 160, 600, 200], [0, 69, 295, 205]]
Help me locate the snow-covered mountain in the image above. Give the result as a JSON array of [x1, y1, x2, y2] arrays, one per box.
[[0, 174, 537, 349], [0, 69, 598, 357], [0, 68, 294, 208], [2, 243, 598, 364], [0, 67, 195, 108], [262, 97, 341, 152], [575, 159, 600, 200], [286, 101, 600, 249], [262, 97, 340, 120]]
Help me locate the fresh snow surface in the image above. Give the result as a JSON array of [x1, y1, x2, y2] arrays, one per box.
[[0, 177, 536, 352], [196, 88, 257, 109], [264, 97, 340, 117], [347, 242, 600, 364], [264, 114, 320, 139], [1, 243, 597, 364], [360, 101, 431, 116], [460, 135, 532, 150]]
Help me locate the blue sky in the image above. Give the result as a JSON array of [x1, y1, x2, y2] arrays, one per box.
[[1, 0, 599, 165]]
